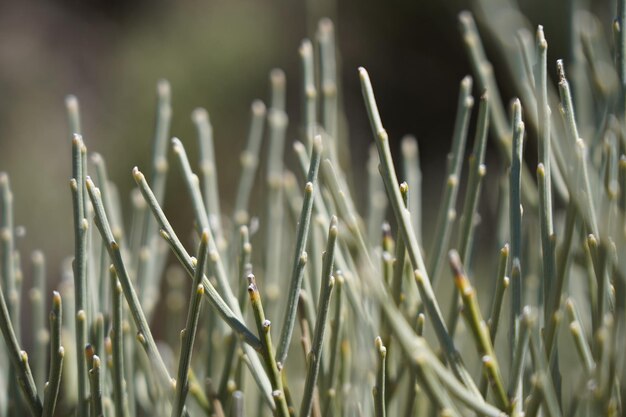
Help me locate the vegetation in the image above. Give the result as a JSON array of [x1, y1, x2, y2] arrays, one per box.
[[1, 2, 625, 416]]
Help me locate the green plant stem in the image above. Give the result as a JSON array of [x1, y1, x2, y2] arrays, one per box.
[[192, 109, 224, 246], [109, 267, 129, 417], [265, 107, 288, 301], [30, 251, 47, 395], [233, 100, 266, 225], [428, 76, 473, 284], [88, 354, 103, 417], [247, 274, 290, 417], [448, 250, 509, 411], [131, 169, 273, 408], [172, 230, 209, 417], [373, 337, 387, 417], [457, 91, 489, 264], [317, 19, 338, 148], [458, 11, 538, 210], [401, 137, 422, 245], [300, 217, 338, 417], [300, 39, 317, 150], [565, 299, 595, 374], [65, 95, 81, 134], [71, 134, 89, 417], [276, 136, 322, 367], [508, 307, 533, 404], [86, 178, 175, 393], [359, 67, 481, 398], [42, 291, 63, 417]]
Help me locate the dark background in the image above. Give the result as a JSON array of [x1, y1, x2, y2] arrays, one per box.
[[0, 0, 613, 290]]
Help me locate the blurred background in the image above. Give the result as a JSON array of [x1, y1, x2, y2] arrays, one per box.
[[0, 0, 614, 292]]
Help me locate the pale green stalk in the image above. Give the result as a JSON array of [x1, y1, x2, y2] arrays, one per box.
[[136, 80, 171, 312], [233, 100, 266, 226], [458, 11, 538, 209], [359, 67, 480, 397], [317, 18, 339, 157], [109, 268, 129, 417], [448, 251, 509, 410], [0, 253, 41, 415], [457, 91, 489, 265], [86, 179, 175, 394], [270, 68, 286, 112], [42, 292, 63, 417], [565, 299, 595, 374], [247, 275, 290, 417], [192, 108, 223, 244], [300, 39, 317, 150], [265, 107, 288, 300], [30, 251, 47, 395], [401, 137, 422, 245], [71, 134, 89, 417], [508, 307, 533, 407], [300, 217, 337, 417], [373, 337, 387, 417], [413, 356, 460, 417], [88, 354, 103, 417], [428, 76, 473, 283], [65, 94, 81, 135], [172, 231, 209, 417], [41, 291, 65, 417], [131, 169, 273, 408], [276, 136, 322, 367]]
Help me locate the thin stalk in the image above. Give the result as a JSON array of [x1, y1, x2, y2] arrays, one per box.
[[458, 11, 538, 209], [88, 353, 103, 417], [86, 179, 175, 392], [323, 272, 343, 406], [300, 39, 317, 150], [321, 159, 372, 268], [448, 251, 509, 410], [565, 299, 595, 374], [71, 134, 89, 417], [557, 60, 599, 236], [42, 291, 63, 417], [276, 136, 322, 367], [428, 76, 473, 283], [135, 161, 258, 346], [231, 391, 244, 417], [65, 95, 81, 135], [414, 356, 461, 417], [373, 337, 387, 417], [488, 244, 510, 343], [265, 107, 288, 302], [192, 109, 223, 246], [391, 183, 408, 306], [270, 68, 286, 112], [172, 231, 209, 417], [109, 267, 129, 417], [528, 332, 562, 417], [359, 67, 481, 397], [30, 250, 48, 395], [367, 144, 388, 246], [401, 137, 422, 245], [300, 217, 338, 417], [233, 100, 267, 226], [317, 19, 338, 147], [247, 274, 290, 417], [131, 169, 273, 407], [457, 91, 489, 264], [508, 307, 533, 404]]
